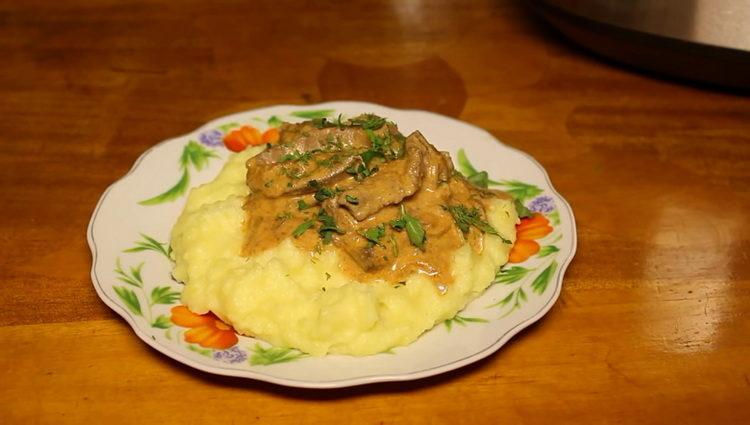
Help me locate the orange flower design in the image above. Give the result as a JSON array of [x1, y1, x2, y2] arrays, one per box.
[[508, 213, 553, 263], [170, 305, 238, 349], [223, 125, 280, 152]]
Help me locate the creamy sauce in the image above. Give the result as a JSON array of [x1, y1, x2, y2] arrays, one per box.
[[241, 116, 510, 286]]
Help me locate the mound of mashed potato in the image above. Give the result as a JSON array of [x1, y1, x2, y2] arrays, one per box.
[[171, 122, 517, 356]]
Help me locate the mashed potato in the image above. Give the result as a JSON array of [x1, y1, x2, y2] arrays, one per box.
[[171, 147, 517, 356]]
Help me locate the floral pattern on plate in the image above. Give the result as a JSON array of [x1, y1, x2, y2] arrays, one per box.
[[88, 102, 576, 388]]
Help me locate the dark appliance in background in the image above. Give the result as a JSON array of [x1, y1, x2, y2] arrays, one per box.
[[531, 0, 750, 89]]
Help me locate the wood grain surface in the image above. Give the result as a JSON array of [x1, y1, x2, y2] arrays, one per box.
[[1, 0, 749, 423]]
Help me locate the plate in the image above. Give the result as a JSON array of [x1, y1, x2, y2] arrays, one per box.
[[88, 101, 576, 388]]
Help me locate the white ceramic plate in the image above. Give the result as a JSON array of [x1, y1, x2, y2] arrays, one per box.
[[88, 101, 576, 388]]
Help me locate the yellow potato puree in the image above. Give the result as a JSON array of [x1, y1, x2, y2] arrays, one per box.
[[170, 147, 518, 356]]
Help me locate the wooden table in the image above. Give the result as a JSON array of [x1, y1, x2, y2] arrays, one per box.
[[2, 1, 749, 423]]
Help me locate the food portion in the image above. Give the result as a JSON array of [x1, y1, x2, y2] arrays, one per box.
[[170, 115, 518, 356], [242, 115, 514, 284]]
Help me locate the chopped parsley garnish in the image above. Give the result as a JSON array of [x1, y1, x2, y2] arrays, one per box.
[[308, 180, 339, 202], [311, 115, 345, 129], [324, 135, 343, 151], [390, 205, 426, 250], [312, 118, 333, 129], [317, 208, 342, 244], [303, 114, 405, 183], [345, 129, 400, 181], [293, 209, 343, 242], [350, 114, 386, 130], [292, 219, 314, 238], [346, 162, 375, 181], [316, 154, 341, 168], [362, 128, 405, 164], [275, 211, 292, 223], [443, 204, 511, 244], [345, 195, 359, 205], [362, 224, 386, 247], [360, 147, 381, 166], [315, 188, 335, 201], [297, 199, 311, 210], [312, 114, 385, 130], [279, 150, 313, 163], [365, 130, 401, 161], [365, 129, 387, 152], [280, 166, 304, 180]]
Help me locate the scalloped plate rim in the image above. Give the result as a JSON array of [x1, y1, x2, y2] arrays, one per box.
[[87, 101, 577, 389]]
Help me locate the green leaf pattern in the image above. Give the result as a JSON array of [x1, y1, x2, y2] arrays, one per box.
[[113, 257, 180, 329], [488, 239, 562, 315], [124, 234, 171, 259], [151, 315, 172, 329], [497, 180, 543, 202], [290, 109, 334, 119], [139, 141, 219, 205], [455, 150, 563, 318], [531, 261, 558, 294], [217, 122, 240, 133], [187, 344, 213, 357], [250, 344, 306, 365], [114, 286, 142, 316], [444, 314, 489, 331], [547, 210, 561, 226], [494, 266, 531, 284], [267, 115, 283, 127], [457, 149, 543, 201], [537, 245, 559, 258], [179, 140, 218, 171], [114, 258, 144, 288], [488, 287, 528, 317], [150, 286, 181, 305], [138, 169, 190, 206]]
